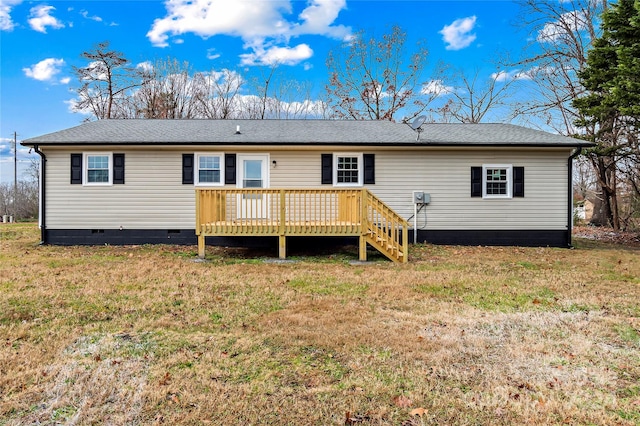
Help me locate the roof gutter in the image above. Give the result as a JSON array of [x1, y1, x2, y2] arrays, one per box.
[[567, 147, 582, 248], [22, 141, 593, 148], [32, 144, 47, 244]]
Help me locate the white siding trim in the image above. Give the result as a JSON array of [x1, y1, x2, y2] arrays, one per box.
[[482, 164, 512, 199], [194, 152, 224, 187], [333, 152, 363, 187], [83, 152, 112, 186]]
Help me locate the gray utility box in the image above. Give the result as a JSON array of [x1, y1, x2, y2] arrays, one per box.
[[413, 191, 431, 204]]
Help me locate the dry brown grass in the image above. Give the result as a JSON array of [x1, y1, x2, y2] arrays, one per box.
[[1, 223, 638, 425]]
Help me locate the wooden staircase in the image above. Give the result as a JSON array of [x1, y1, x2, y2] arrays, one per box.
[[363, 191, 408, 263]]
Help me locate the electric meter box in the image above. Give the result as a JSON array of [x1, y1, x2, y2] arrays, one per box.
[[413, 191, 430, 204]]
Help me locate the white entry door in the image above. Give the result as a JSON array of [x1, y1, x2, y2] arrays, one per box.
[[237, 154, 269, 219]]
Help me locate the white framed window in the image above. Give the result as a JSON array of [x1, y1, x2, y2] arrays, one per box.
[[195, 153, 224, 186], [483, 164, 512, 198], [84, 153, 112, 185], [334, 153, 363, 186]]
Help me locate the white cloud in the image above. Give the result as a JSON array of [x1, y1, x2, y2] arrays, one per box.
[[23, 58, 65, 81], [421, 80, 454, 96], [439, 16, 477, 50], [491, 69, 531, 82], [292, 0, 350, 39], [136, 61, 154, 73], [537, 10, 587, 43], [81, 61, 108, 80], [1, 0, 22, 31], [28, 4, 64, 33], [60, 76, 71, 84], [206, 48, 221, 60], [147, 0, 350, 66], [80, 10, 102, 22], [0, 138, 11, 157], [239, 43, 313, 66]]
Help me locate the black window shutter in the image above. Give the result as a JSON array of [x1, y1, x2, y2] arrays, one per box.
[[471, 166, 482, 197], [113, 153, 125, 184], [71, 153, 82, 184], [321, 154, 332, 184], [363, 154, 375, 184], [182, 154, 194, 184], [225, 153, 236, 185], [513, 166, 525, 197]]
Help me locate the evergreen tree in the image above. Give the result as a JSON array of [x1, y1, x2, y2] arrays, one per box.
[[573, 0, 640, 230], [614, 0, 640, 119]]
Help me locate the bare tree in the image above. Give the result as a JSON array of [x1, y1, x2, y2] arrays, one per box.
[[240, 65, 328, 119], [512, 0, 606, 134], [0, 180, 39, 220], [133, 58, 202, 119], [192, 69, 244, 119], [326, 25, 431, 121], [73, 41, 145, 119], [512, 0, 637, 228], [433, 69, 521, 123], [573, 156, 596, 199], [240, 66, 278, 119]]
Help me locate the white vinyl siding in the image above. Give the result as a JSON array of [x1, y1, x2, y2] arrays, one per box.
[[266, 149, 569, 231], [43, 147, 570, 231], [368, 150, 568, 230], [46, 149, 195, 229]]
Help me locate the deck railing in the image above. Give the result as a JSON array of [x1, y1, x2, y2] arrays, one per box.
[[196, 188, 408, 262]]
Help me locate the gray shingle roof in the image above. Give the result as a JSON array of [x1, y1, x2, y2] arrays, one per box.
[[22, 119, 591, 147]]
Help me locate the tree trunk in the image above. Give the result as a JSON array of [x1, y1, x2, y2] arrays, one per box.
[[589, 157, 619, 229]]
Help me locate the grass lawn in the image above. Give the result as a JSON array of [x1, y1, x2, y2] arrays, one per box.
[[1, 223, 639, 425]]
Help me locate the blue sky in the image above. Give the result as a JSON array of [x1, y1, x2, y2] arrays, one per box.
[[1, 0, 554, 183]]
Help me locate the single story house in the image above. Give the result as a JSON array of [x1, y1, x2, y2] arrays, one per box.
[[22, 119, 591, 261]]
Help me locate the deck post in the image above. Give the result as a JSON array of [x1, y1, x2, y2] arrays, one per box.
[[279, 235, 286, 259], [402, 222, 408, 263], [196, 189, 205, 258], [198, 234, 205, 259], [359, 189, 368, 261], [359, 235, 367, 261], [279, 190, 286, 259]]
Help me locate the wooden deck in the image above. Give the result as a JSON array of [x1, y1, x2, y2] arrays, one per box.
[[196, 189, 408, 263]]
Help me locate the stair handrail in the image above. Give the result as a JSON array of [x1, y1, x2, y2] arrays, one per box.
[[363, 189, 409, 263]]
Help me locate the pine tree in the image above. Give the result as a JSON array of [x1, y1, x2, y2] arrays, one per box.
[[614, 0, 640, 119], [573, 0, 640, 230]]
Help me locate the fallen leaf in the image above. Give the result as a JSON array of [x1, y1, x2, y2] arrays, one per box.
[[345, 411, 368, 424], [410, 407, 427, 417], [159, 372, 171, 386], [393, 395, 412, 408]]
